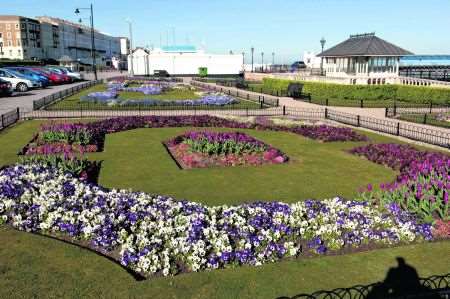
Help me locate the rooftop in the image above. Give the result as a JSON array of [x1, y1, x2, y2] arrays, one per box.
[[318, 33, 413, 57]]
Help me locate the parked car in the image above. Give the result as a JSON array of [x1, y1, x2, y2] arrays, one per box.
[[0, 78, 13, 97], [291, 61, 307, 71], [44, 67, 72, 83], [0, 68, 40, 92], [30, 67, 65, 85], [154, 70, 170, 77], [48, 66, 82, 81], [5, 67, 50, 88]]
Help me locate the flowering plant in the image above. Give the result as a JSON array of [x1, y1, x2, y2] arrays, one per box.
[[0, 163, 432, 278], [165, 131, 288, 168], [351, 144, 449, 223]]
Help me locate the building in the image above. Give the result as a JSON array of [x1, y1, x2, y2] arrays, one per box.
[[303, 51, 321, 69], [129, 45, 243, 76], [0, 15, 43, 60], [0, 15, 124, 70], [317, 33, 413, 85]]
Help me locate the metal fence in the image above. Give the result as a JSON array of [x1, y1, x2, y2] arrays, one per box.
[[386, 105, 450, 117], [191, 80, 280, 107], [277, 272, 450, 299], [33, 80, 104, 110], [0, 108, 20, 131]]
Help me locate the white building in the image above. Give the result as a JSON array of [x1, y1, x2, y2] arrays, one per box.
[[318, 33, 413, 85], [303, 51, 321, 69], [129, 45, 243, 76]]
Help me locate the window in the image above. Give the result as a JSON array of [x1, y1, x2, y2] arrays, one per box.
[[6, 23, 11, 30], [15, 23, 19, 30], [21, 23, 26, 30], [0, 33, 2, 38], [16, 40, 21, 46], [16, 32, 20, 39], [7, 40, 12, 47], [6, 32, 11, 38]]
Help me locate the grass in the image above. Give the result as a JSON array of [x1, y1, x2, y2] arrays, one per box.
[[92, 127, 398, 205], [399, 113, 450, 128], [0, 120, 449, 298], [47, 84, 263, 111]]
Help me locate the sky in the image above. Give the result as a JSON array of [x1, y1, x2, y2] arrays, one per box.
[[4, 0, 450, 63]]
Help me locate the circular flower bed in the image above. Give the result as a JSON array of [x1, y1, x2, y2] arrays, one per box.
[[0, 164, 432, 278], [165, 131, 288, 168]]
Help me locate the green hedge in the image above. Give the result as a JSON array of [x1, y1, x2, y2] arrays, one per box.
[[262, 78, 450, 105]]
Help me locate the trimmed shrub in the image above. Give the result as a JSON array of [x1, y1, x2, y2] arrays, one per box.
[[262, 78, 450, 105]]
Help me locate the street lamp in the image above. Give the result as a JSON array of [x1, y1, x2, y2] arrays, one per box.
[[75, 4, 97, 80], [272, 52, 275, 72], [125, 19, 134, 76], [261, 52, 264, 72], [251, 47, 254, 73], [320, 37, 326, 76], [242, 52, 245, 70]]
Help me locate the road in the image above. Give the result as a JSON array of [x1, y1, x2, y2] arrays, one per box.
[[0, 71, 123, 114]]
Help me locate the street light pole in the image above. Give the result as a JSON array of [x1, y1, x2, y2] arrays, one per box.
[[75, 3, 97, 80], [320, 37, 326, 76], [251, 47, 254, 73], [272, 52, 275, 72], [126, 19, 134, 76], [261, 52, 264, 72], [242, 52, 245, 70]]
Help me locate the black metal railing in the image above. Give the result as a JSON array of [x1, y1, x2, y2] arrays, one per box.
[[0, 108, 20, 131], [33, 80, 103, 110], [277, 272, 450, 299]]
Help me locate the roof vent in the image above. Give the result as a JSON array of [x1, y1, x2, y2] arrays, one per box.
[[349, 32, 375, 39]]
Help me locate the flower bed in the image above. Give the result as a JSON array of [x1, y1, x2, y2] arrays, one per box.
[[351, 144, 449, 223], [0, 164, 432, 278], [21, 116, 368, 157], [20, 122, 101, 156], [165, 131, 288, 169]]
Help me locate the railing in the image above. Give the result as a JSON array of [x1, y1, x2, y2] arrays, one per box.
[[277, 272, 450, 299], [33, 80, 103, 110], [0, 108, 20, 131], [191, 80, 281, 107]]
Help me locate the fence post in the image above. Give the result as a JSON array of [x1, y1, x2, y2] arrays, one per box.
[[396, 122, 400, 136], [324, 108, 328, 119], [326, 98, 329, 106], [283, 105, 286, 116], [1, 114, 4, 128], [385, 107, 388, 117], [277, 98, 279, 107], [276, 90, 279, 97], [393, 101, 397, 116], [246, 107, 249, 117], [360, 100, 363, 108], [429, 101, 433, 113], [357, 115, 360, 127], [260, 101, 263, 109], [423, 113, 427, 124], [16, 107, 20, 120]]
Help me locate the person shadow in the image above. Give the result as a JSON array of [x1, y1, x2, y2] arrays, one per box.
[[367, 257, 442, 299]]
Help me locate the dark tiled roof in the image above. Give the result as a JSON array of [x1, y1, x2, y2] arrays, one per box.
[[317, 33, 413, 57]]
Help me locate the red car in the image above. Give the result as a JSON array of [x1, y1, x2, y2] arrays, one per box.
[[0, 78, 13, 96], [30, 68, 65, 85]]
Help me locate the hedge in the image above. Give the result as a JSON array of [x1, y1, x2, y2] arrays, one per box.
[[262, 78, 450, 105]]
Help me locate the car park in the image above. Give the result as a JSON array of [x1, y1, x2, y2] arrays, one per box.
[[44, 67, 73, 83], [0, 68, 40, 92], [48, 66, 82, 81], [5, 67, 50, 88], [0, 78, 13, 97], [30, 67, 65, 85]]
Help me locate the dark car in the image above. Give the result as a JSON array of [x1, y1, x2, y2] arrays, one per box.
[[0, 78, 13, 97], [291, 61, 307, 71], [154, 70, 170, 77]]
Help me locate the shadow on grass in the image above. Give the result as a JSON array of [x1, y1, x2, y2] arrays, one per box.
[[277, 257, 449, 299]]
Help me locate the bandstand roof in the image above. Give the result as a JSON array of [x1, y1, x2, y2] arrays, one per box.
[[317, 33, 413, 57]]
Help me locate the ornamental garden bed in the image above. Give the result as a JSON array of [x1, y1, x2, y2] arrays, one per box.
[[164, 131, 288, 169], [0, 116, 448, 282], [46, 80, 262, 111]]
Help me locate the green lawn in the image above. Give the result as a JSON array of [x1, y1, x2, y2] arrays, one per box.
[[47, 84, 263, 111], [92, 127, 398, 205], [0, 120, 449, 298]]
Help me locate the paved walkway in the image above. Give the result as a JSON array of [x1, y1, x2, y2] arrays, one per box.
[[190, 79, 449, 134], [0, 71, 122, 115]]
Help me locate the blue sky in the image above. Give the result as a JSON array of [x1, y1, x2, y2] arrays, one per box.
[[5, 0, 450, 63]]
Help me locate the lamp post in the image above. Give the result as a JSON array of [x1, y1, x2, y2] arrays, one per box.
[[242, 51, 245, 70], [272, 52, 275, 72], [0, 42, 3, 56], [251, 47, 254, 73], [125, 19, 134, 76], [320, 37, 326, 76], [261, 52, 264, 72], [75, 4, 97, 80]]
